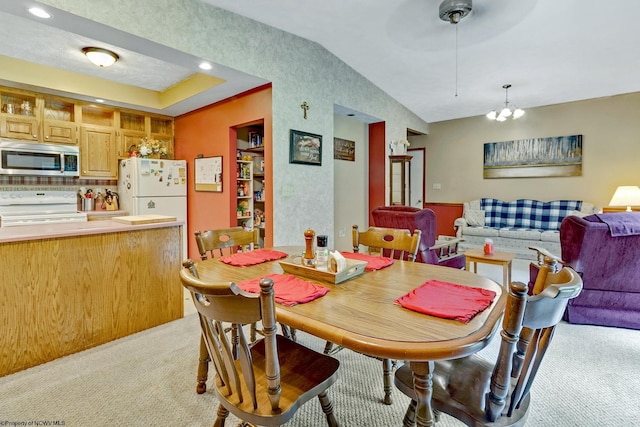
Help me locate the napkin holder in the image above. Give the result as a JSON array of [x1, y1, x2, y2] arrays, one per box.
[[279, 256, 367, 284]]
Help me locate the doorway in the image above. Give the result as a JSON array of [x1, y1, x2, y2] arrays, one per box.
[[408, 147, 425, 208]]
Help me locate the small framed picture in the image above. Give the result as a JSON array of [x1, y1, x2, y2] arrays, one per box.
[[334, 138, 355, 161], [289, 129, 322, 166]]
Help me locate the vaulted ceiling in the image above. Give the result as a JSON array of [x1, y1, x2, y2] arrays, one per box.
[[2, 0, 640, 123]]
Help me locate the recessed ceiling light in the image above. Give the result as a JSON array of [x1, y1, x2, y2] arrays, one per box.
[[82, 47, 119, 67], [95, 99, 105, 103], [28, 7, 52, 19], [199, 62, 212, 70]]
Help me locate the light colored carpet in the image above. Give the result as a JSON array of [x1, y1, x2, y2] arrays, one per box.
[[1, 260, 639, 426]]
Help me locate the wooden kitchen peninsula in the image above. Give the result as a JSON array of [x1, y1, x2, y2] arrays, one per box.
[[0, 220, 184, 377]]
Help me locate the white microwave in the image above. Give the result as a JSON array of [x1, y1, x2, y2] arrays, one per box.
[[0, 140, 80, 177]]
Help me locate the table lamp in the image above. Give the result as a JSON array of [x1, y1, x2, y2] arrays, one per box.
[[608, 185, 640, 212]]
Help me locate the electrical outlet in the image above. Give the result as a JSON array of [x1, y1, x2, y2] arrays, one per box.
[[338, 228, 346, 238]]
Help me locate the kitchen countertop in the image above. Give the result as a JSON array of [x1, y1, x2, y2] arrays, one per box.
[[0, 219, 184, 244], [86, 209, 128, 217]]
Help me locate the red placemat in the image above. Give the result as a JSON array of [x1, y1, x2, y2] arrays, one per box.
[[219, 249, 288, 266], [395, 279, 496, 323], [237, 273, 330, 306], [340, 252, 395, 271]]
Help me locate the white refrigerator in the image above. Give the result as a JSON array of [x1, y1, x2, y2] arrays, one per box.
[[118, 157, 188, 258]]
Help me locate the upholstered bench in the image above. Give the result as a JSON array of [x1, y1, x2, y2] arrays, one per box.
[[454, 198, 599, 260]]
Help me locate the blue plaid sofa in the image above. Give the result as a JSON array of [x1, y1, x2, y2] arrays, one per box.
[[454, 198, 599, 260]]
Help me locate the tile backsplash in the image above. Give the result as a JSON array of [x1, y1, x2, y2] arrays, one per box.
[[0, 175, 117, 192]]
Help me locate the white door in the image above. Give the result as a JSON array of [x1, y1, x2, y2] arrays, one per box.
[[409, 148, 425, 208]]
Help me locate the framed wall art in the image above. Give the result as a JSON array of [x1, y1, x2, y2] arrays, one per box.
[[483, 135, 582, 178], [334, 137, 355, 161], [289, 129, 322, 165], [194, 156, 223, 192]]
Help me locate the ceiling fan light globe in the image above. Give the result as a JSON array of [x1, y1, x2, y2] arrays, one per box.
[[513, 108, 525, 119], [496, 115, 507, 122], [486, 111, 497, 120]]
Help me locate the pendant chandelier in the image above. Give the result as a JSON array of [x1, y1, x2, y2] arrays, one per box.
[[486, 84, 525, 121]]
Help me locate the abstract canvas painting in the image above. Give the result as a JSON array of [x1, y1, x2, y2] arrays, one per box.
[[483, 135, 582, 178]]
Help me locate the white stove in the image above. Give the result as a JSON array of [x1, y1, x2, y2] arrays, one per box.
[[0, 190, 88, 227]]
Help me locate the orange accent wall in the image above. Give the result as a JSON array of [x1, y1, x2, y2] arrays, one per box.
[[425, 202, 463, 237], [174, 85, 272, 260], [368, 122, 386, 225]]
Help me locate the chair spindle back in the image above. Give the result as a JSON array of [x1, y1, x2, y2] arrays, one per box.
[[352, 225, 421, 262], [195, 227, 259, 260]]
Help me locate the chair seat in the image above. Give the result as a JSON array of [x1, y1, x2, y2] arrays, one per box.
[[394, 356, 531, 427], [217, 335, 340, 426]]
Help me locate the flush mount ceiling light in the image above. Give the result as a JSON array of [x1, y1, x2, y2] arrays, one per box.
[[439, 0, 472, 97], [486, 84, 525, 121], [82, 47, 119, 67]]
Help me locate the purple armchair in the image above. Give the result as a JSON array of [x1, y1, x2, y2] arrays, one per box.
[[371, 206, 465, 269], [531, 213, 640, 330]]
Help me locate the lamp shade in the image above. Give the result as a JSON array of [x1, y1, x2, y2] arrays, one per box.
[[609, 185, 640, 211], [82, 47, 118, 67]]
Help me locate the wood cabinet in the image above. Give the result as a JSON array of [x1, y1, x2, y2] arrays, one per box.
[[0, 88, 79, 144], [42, 96, 79, 144], [0, 224, 183, 377], [150, 116, 174, 159], [118, 111, 147, 158], [117, 111, 174, 159], [389, 155, 412, 206], [80, 124, 118, 178], [0, 89, 39, 140], [0, 84, 174, 179]]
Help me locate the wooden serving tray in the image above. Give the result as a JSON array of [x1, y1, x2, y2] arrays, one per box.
[[111, 214, 177, 225], [279, 256, 367, 284]]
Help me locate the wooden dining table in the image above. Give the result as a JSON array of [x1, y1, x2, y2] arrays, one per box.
[[192, 246, 506, 427]]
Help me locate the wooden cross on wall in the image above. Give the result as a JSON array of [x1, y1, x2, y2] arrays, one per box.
[[300, 101, 310, 119]]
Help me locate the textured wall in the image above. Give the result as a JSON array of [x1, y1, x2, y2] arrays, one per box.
[[40, 0, 429, 244], [419, 92, 640, 208]]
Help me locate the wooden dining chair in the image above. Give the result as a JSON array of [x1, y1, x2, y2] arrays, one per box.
[[194, 226, 259, 260], [324, 224, 421, 406], [192, 227, 262, 395], [352, 224, 422, 262], [190, 227, 294, 394], [393, 249, 583, 426], [180, 269, 340, 427]]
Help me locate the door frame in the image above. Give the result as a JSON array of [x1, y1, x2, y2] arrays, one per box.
[[408, 147, 425, 208]]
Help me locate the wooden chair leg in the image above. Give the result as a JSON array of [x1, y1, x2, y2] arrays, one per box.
[[281, 324, 291, 339], [323, 341, 334, 354], [196, 335, 210, 394], [382, 358, 393, 405], [403, 399, 417, 427], [250, 322, 257, 342], [213, 403, 229, 427], [317, 390, 339, 427]]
